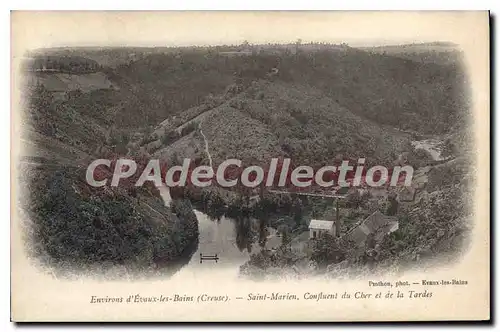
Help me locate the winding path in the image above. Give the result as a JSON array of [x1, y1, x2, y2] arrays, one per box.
[[198, 121, 213, 170], [157, 120, 213, 209]]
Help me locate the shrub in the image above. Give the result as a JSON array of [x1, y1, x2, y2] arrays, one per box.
[[180, 121, 198, 137], [255, 91, 265, 100], [161, 130, 181, 146]]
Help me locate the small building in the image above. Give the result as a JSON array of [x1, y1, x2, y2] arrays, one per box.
[[344, 210, 399, 246], [308, 219, 336, 239]]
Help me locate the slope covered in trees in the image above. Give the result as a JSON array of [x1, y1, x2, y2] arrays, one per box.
[[19, 165, 199, 278], [112, 46, 467, 135], [200, 80, 411, 168], [19, 77, 200, 279]]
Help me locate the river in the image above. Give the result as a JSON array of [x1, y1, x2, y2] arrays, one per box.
[[411, 138, 446, 161], [158, 186, 281, 280]]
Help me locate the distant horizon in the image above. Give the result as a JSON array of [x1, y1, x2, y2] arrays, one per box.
[[30, 40, 459, 52]]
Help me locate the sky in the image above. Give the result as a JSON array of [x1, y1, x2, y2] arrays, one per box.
[[11, 11, 484, 51]]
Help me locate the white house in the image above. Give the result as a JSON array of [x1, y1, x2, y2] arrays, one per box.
[[308, 219, 336, 239]]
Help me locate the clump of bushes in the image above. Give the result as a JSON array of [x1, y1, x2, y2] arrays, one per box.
[[161, 130, 181, 146], [255, 91, 265, 100], [180, 121, 198, 137]]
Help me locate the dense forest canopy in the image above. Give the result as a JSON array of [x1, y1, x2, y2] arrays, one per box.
[[27, 43, 467, 135], [103, 47, 468, 134]]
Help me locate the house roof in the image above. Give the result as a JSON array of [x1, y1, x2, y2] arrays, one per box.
[[344, 211, 398, 244], [347, 227, 368, 244], [363, 211, 398, 233], [309, 219, 334, 230]]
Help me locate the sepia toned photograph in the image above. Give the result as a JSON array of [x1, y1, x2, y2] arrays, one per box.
[[10, 11, 490, 322]]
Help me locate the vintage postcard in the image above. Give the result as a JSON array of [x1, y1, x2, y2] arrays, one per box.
[[11, 11, 490, 322]]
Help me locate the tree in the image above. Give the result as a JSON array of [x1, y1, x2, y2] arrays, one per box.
[[281, 229, 291, 246], [386, 194, 399, 216], [292, 197, 304, 227], [258, 218, 268, 248], [311, 233, 353, 269], [241, 40, 250, 49], [295, 38, 302, 58], [346, 189, 362, 209], [161, 130, 180, 146]]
